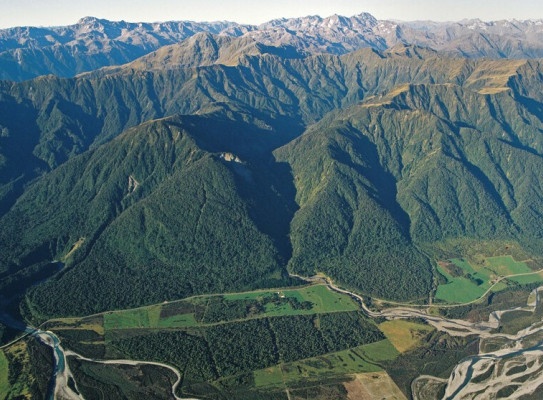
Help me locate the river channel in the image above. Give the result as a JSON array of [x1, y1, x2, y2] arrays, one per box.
[[1, 271, 542, 399]]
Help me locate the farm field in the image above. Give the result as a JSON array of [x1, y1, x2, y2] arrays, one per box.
[[100, 284, 359, 331], [508, 272, 543, 285], [0, 351, 9, 400], [486, 256, 532, 275], [435, 256, 543, 304], [379, 320, 434, 353], [223, 284, 359, 314], [104, 305, 198, 330], [344, 372, 407, 400], [254, 339, 398, 389]]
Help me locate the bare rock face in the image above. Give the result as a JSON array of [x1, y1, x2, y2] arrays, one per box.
[[220, 153, 242, 163], [127, 175, 139, 193]]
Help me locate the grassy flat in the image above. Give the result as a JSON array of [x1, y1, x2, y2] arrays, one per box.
[[378, 320, 434, 353], [281, 339, 398, 384], [508, 272, 543, 285], [299, 285, 359, 312], [253, 339, 398, 389], [47, 317, 105, 335], [345, 372, 407, 400], [224, 285, 358, 314], [156, 313, 198, 328], [104, 305, 163, 330], [435, 256, 543, 304], [102, 284, 359, 331], [435, 269, 488, 303], [0, 351, 9, 400], [486, 256, 532, 275], [253, 365, 285, 388]]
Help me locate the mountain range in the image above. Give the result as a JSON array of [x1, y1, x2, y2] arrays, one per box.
[[3, 13, 543, 81], [1, 11, 543, 400], [0, 28, 542, 319]]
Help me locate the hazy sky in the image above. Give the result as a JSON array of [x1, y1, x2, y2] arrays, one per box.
[[1, 0, 543, 29]]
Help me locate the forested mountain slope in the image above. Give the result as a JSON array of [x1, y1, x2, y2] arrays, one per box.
[[1, 42, 543, 318], [1, 108, 296, 317], [275, 83, 543, 299], [1, 42, 536, 216]]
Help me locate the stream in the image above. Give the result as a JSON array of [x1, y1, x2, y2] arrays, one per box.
[[0, 312, 70, 400], [0, 262, 81, 400]]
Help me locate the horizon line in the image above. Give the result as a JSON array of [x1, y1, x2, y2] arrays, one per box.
[[2, 11, 543, 30]]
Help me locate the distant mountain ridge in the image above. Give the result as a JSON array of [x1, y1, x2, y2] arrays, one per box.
[[0, 17, 254, 81], [2, 12, 543, 81]]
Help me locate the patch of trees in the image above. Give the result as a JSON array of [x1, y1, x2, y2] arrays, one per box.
[[441, 262, 465, 278], [205, 319, 278, 376], [270, 315, 327, 362], [201, 294, 314, 323], [55, 329, 106, 359], [3, 339, 54, 399], [319, 312, 384, 352], [110, 311, 384, 385], [201, 297, 263, 323], [111, 331, 217, 383]]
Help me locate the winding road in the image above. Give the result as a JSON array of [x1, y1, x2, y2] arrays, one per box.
[[63, 350, 197, 400], [0, 315, 194, 400]]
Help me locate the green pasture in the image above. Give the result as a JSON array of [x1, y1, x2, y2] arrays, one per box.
[[486, 256, 532, 275], [104, 305, 161, 330], [435, 256, 543, 304], [0, 351, 9, 400], [223, 285, 358, 317], [103, 284, 359, 331], [253, 339, 398, 389]]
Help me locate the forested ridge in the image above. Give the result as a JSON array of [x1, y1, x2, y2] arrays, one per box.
[[0, 36, 543, 318]]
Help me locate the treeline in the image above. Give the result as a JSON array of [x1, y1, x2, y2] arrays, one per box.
[[111, 311, 384, 386]]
